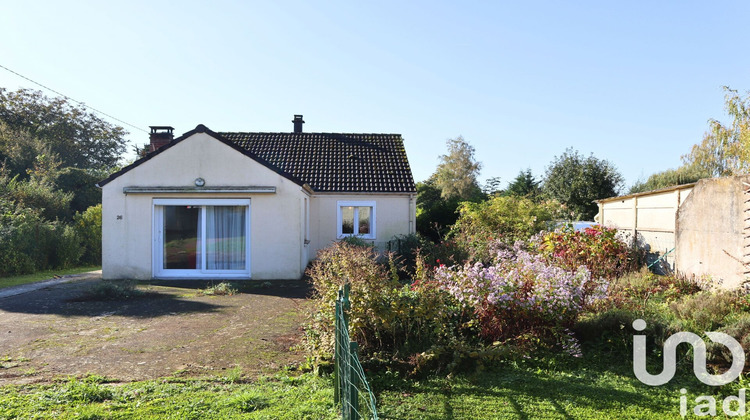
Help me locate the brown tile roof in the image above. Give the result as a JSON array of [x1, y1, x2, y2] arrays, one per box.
[[97, 125, 416, 194], [220, 132, 415, 193]]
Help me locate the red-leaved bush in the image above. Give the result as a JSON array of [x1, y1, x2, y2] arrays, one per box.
[[539, 224, 642, 280]]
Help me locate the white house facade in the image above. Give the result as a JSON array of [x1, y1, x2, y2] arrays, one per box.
[[98, 119, 416, 280]]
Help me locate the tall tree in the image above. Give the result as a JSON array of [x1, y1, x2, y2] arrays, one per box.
[[503, 169, 541, 199], [415, 178, 463, 241], [542, 148, 623, 220], [682, 86, 750, 177], [629, 164, 709, 194], [0, 120, 50, 180], [0, 88, 128, 170], [433, 136, 483, 201], [482, 176, 503, 196]]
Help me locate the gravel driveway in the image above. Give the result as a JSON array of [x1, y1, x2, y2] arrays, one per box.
[[0, 274, 311, 385]]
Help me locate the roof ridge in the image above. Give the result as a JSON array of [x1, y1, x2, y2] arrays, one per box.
[[219, 131, 403, 136]]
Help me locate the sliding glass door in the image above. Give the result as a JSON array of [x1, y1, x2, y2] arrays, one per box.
[[154, 199, 250, 278]]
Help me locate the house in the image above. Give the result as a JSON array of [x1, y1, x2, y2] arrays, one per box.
[[97, 116, 417, 280], [595, 176, 750, 289]]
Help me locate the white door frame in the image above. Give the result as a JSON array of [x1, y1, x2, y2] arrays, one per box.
[[152, 198, 251, 279]]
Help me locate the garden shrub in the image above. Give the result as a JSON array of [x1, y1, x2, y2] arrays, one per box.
[[450, 196, 562, 263], [305, 241, 400, 359], [304, 221, 739, 375], [48, 224, 82, 268], [0, 200, 82, 276], [540, 224, 642, 280], [599, 268, 701, 311], [54, 167, 103, 214], [433, 245, 607, 353], [574, 308, 672, 354], [410, 337, 518, 375], [714, 313, 750, 368], [669, 290, 738, 333], [386, 233, 422, 276], [415, 238, 468, 271], [370, 282, 470, 358], [387, 233, 468, 278], [304, 241, 468, 367], [0, 174, 73, 221], [73, 204, 102, 265]]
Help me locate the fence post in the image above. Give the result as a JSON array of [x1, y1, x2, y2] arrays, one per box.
[[341, 283, 352, 419], [342, 282, 351, 312], [334, 289, 342, 404], [349, 341, 360, 420], [332, 283, 378, 420]]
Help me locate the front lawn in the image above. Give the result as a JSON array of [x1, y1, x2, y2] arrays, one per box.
[[374, 353, 703, 419], [0, 266, 100, 290], [0, 373, 336, 420], [0, 356, 715, 419]]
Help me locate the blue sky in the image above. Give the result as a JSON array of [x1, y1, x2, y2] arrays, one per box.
[[2, 1, 749, 190]]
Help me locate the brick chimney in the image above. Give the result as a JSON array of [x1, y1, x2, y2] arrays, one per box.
[[149, 126, 174, 151], [292, 115, 304, 133]]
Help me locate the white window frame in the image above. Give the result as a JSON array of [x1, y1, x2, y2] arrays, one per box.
[[153, 198, 251, 279], [337, 200, 376, 240]]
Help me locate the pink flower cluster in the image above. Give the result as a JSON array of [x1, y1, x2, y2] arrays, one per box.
[[433, 249, 607, 323]]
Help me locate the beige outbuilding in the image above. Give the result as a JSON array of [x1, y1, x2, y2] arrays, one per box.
[[98, 119, 416, 280], [596, 176, 750, 289], [595, 183, 695, 272]]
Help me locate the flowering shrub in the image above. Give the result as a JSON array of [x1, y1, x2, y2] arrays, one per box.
[[434, 247, 607, 350], [449, 196, 563, 263], [540, 224, 642, 280]]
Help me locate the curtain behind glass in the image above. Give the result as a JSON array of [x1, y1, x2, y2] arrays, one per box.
[[206, 206, 246, 270]]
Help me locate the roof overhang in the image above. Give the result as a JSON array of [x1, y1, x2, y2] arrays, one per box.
[[122, 186, 276, 195], [594, 182, 696, 204]]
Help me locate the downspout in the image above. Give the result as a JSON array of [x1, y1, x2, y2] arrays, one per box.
[[409, 193, 416, 234]]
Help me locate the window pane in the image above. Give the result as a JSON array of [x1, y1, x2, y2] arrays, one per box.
[[163, 206, 200, 269], [206, 206, 246, 270], [358, 206, 371, 234], [342, 206, 354, 234]]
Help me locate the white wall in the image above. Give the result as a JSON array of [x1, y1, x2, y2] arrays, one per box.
[[101, 132, 309, 280], [308, 193, 416, 258]]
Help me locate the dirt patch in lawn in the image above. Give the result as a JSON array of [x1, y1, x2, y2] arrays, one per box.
[[0, 275, 313, 385]]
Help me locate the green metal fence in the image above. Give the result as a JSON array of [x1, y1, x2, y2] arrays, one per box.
[[334, 283, 378, 420]]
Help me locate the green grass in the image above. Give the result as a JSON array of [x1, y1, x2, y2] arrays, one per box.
[[198, 281, 238, 296], [371, 355, 699, 419], [0, 266, 100, 290], [0, 355, 727, 419], [0, 373, 336, 420]]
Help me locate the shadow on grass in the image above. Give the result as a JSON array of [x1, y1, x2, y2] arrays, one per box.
[[372, 357, 688, 420]]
